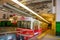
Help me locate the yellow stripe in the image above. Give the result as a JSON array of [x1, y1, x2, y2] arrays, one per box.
[[37, 30, 50, 39]]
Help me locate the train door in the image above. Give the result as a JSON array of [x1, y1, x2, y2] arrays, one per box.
[[33, 20, 39, 35], [33, 20, 43, 35]]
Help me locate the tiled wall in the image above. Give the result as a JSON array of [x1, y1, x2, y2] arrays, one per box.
[[56, 0, 60, 21]]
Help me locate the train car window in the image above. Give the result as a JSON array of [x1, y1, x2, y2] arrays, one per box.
[[6, 21, 12, 27], [23, 21, 27, 29], [0, 21, 6, 27], [0, 21, 17, 27], [0, 22, 1, 27], [17, 21, 31, 29], [27, 21, 31, 29], [21, 21, 23, 28], [17, 21, 21, 28], [33, 21, 39, 30]]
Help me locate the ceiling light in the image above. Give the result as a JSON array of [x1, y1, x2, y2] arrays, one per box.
[[11, 0, 49, 23]]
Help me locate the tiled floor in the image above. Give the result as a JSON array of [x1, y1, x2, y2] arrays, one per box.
[[41, 34, 60, 40]]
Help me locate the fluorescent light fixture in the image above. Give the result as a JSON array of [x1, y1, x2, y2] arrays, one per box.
[[11, 0, 49, 23]]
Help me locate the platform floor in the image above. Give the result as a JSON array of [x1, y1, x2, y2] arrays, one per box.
[[29, 30, 60, 40]]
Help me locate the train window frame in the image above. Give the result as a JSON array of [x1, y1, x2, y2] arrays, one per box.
[[17, 21, 31, 29]]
